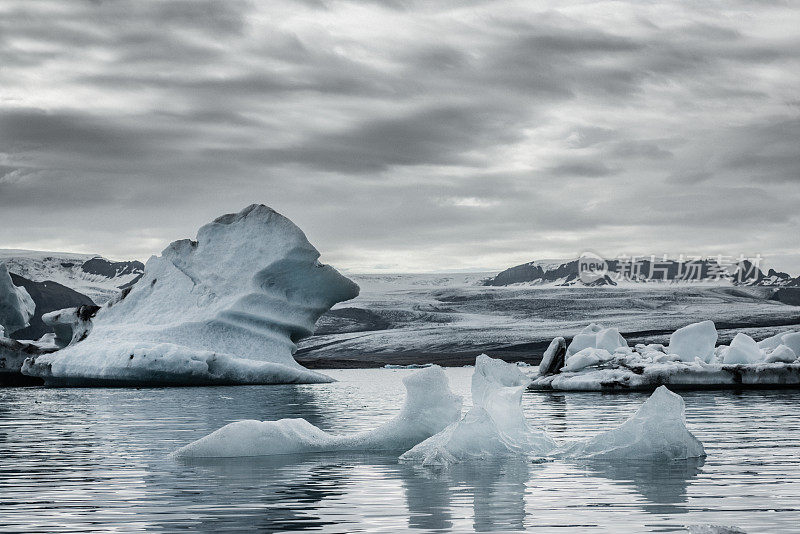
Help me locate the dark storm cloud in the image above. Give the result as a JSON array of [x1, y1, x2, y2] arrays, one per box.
[[0, 0, 798, 270]]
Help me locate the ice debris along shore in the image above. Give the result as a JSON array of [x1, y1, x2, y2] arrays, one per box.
[[175, 356, 705, 468], [531, 321, 800, 391], [174, 365, 463, 457], [20, 205, 359, 386]]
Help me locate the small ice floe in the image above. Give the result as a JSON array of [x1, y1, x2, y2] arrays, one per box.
[[530, 321, 800, 391], [173, 365, 462, 458]]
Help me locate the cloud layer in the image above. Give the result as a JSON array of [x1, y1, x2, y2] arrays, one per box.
[[1, 0, 798, 272]]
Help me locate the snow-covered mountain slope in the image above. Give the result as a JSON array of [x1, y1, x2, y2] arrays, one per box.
[[0, 249, 144, 303], [483, 258, 800, 287], [22, 204, 360, 386], [298, 273, 800, 366]]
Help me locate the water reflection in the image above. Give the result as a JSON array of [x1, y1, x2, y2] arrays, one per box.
[[576, 457, 706, 514], [400, 457, 530, 532], [2, 372, 800, 532]]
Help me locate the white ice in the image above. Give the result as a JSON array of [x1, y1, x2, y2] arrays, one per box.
[[554, 386, 705, 461], [721, 333, 762, 364], [765, 344, 797, 363], [668, 320, 717, 363], [532, 321, 800, 391], [22, 205, 359, 386], [173, 365, 462, 458], [399, 355, 556, 467], [562, 347, 614, 372]]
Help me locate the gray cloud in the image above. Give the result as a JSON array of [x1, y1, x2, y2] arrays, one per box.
[[0, 0, 798, 271]]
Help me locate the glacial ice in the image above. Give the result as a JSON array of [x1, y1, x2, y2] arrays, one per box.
[[781, 332, 800, 356], [554, 386, 705, 461], [668, 320, 717, 363], [21, 205, 359, 386], [400, 355, 556, 466], [173, 365, 462, 457], [721, 333, 761, 364], [562, 347, 613, 372], [765, 344, 796, 364], [0, 262, 35, 336], [400, 357, 703, 467], [531, 321, 800, 391]]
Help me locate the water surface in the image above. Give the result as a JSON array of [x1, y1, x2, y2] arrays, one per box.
[[1, 368, 799, 532]]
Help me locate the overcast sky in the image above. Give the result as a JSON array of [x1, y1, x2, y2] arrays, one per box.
[[1, 0, 799, 273]]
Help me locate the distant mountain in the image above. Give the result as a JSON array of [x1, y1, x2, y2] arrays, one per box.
[[483, 257, 800, 288], [0, 249, 144, 303], [8, 273, 95, 340]]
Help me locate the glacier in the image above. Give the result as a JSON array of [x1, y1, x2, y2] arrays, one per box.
[[531, 321, 800, 391], [21, 204, 359, 386], [173, 365, 462, 458]]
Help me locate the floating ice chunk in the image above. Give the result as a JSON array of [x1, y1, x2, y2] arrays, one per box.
[[0, 262, 35, 335], [22, 205, 359, 386], [764, 344, 797, 364], [538, 337, 566, 376], [555, 386, 705, 461], [781, 332, 800, 358], [567, 332, 596, 356], [562, 348, 613, 373], [596, 327, 627, 353], [400, 355, 555, 467], [174, 365, 462, 458], [722, 333, 762, 365], [668, 321, 717, 363], [757, 331, 794, 350]]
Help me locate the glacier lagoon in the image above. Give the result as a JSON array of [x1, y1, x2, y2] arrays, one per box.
[[2, 367, 799, 533]]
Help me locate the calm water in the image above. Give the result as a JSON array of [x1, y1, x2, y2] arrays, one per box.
[[1, 368, 799, 533]]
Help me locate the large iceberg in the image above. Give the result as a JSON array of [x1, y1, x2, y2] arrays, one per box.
[[531, 321, 800, 391], [0, 262, 35, 336], [399, 355, 557, 467], [174, 365, 462, 457], [554, 386, 705, 460], [21, 205, 359, 386]]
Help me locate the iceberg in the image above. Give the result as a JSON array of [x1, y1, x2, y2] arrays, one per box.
[[537, 337, 565, 376], [721, 333, 761, 364], [21, 205, 359, 386], [668, 320, 717, 363], [401, 357, 703, 467], [531, 321, 800, 391], [399, 355, 556, 467], [554, 386, 705, 460], [173, 365, 462, 458], [765, 344, 796, 363], [0, 262, 35, 336]]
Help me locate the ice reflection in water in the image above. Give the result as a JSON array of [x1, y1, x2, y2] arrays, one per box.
[[1, 368, 799, 532]]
